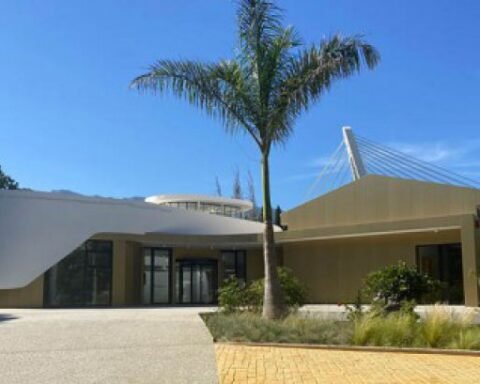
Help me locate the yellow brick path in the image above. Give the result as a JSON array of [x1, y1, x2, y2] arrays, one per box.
[[215, 344, 480, 384]]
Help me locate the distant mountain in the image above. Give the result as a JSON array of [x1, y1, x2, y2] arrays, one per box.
[[50, 189, 84, 196], [50, 189, 145, 202]]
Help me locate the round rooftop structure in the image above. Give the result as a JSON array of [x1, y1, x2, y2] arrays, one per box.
[[145, 194, 253, 218]]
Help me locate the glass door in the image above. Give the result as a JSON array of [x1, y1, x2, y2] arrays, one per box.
[[143, 248, 171, 304], [176, 260, 217, 304]]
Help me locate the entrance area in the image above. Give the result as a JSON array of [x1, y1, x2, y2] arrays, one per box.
[[417, 243, 464, 304], [175, 260, 218, 305]]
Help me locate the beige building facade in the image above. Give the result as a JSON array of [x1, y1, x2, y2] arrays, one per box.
[[1, 175, 479, 308]]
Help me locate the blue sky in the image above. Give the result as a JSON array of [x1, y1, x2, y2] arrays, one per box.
[[0, 0, 479, 209]]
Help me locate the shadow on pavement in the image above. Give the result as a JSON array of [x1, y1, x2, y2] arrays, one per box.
[[0, 313, 18, 323]]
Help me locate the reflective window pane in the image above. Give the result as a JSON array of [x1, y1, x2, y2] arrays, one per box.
[[143, 270, 152, 304], [201, 267, 215, 303], [182, 266, 191, 303], [221, 250, 247, 283], [417, 243, 464, 304], [176, 260, 217, 304], [143, 248, 171, 304], [222, 252, 236, 279], [236, 251, 246, 282], [44, 240, 112, 307], [192, 265, 201, 303], [186, 202, 197, 210]]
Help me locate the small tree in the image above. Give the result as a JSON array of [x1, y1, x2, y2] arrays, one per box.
[[364, 261, 439, 310], [232, 168, 243, 199], [0, 165, 18, 190], [246, 170, 260, 220], [274, 205, 282, 226], [214, 176, 222, 196]]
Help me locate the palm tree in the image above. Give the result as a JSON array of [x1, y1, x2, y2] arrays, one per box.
[[131, 0, 380, 319]]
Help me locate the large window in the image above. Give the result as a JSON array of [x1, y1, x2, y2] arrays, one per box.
[[221, 250, 246, 283], [417, 243, 464, 304], [224, 205, 241, 217], [200, 202, 223, 215], [143, 248, 171, 304], [44, 240, 113, 307]]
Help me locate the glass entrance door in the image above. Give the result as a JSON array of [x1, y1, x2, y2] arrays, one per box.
[[176, 260, 217, 304], [143, 248, 171, 304]]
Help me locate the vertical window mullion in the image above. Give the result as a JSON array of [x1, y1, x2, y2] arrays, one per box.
[[150, 250, 154, 304], [83, 243, 89, 306]]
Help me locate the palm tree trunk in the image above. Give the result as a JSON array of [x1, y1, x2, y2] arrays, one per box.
[[261, 153, 286, 319]]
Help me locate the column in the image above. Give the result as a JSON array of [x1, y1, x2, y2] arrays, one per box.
[[460, 216, 480, 307]]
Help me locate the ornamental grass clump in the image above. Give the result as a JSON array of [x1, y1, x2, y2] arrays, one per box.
[[420, 305, 480, 349], [351, 305, 480, 350], [352, 310, 417, 347], [420, 306, 459, 348], [450, 327, 480, 350]]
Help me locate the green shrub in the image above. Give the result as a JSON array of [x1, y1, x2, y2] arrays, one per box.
[[218, 267, 307, 313], [364, 261, 439, 309], [217, 277, 250, 313], [247, 267, 307, 311]]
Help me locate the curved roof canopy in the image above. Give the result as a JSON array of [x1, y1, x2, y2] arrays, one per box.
[[0, 190, 273, 289]]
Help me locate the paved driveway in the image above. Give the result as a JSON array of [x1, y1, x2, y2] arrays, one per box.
[[0, 307, 218, 384], [216, 344, 480, 383]]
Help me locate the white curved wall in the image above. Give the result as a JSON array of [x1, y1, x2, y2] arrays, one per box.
[[0, 190, 276, 289]]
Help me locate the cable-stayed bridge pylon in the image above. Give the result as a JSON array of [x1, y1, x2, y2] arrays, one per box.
[[307, 127, 480, 199]]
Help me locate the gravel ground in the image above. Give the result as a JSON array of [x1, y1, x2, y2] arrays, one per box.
[[0, 307, 218, 384]]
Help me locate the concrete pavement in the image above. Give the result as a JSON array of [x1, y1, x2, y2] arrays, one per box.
[[0, 307, 218, 384]]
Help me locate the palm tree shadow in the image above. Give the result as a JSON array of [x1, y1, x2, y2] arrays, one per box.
[[0, 314, 18, 323]]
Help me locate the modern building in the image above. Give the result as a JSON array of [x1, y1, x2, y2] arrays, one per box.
[[1, 128, 479, 308]]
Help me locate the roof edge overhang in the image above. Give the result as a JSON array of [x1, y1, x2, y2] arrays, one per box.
[[277, 214, 474, 244]]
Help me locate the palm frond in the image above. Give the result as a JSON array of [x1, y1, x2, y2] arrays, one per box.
[[237, 0, 283, 53], [131, 3, 380, 153], [130, 60, 262, 146], [268, 34, 380, 143]]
